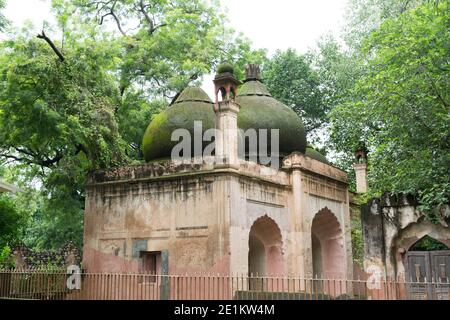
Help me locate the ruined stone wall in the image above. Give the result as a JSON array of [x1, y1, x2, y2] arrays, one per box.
[[228, 174, 291, 275], [279, 152, 352, 279], [11, 242, 81, 269], [361, 193, 450, 279], [83, 158, 296, 275]]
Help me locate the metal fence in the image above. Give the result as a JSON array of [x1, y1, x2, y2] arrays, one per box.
[[0, 269, 449, 300]]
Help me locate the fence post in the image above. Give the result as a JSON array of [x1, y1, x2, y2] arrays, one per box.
[[160, 250, 169, 300]]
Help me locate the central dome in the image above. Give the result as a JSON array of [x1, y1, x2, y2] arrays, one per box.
[[142, 67, 307, 162]]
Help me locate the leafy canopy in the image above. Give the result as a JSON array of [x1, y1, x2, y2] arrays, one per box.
[[329, 2, 449, 213]]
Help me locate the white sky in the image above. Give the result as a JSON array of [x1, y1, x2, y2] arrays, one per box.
[[3, 0, 347, 96], [4, 0, 346, 53]]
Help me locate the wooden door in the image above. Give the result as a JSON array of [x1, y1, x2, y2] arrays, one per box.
[[405, 251, 432, 299], [430, 251, 450, 300], [405, 250, 450, 300]]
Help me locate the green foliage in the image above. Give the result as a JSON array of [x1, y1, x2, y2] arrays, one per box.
[[343, 0, 424, 50], [0, 0, 8, 32], [410, 235, 449, 251], [0, 194, 27, 248], [309, 35, 363, 116], [351, 213, 364, 267], [264, 49, 324, 136], [0, 34, 128, 169], [0, 245, 13, 268], [329, 2, 450, 213], [217, 63, 234, 74], [0, 30, 129, 249], [52, 0, 266, 98], [117, 94, 166, 160]]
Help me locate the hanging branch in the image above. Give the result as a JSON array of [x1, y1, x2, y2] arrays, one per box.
[[37, 30, 65, 62]]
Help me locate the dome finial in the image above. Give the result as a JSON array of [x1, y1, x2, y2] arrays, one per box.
[[245, 64, 262, 82]]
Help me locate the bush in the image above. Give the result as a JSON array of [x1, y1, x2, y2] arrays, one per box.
[[217, 63, 234, 74], [0, 245, 14, 268]]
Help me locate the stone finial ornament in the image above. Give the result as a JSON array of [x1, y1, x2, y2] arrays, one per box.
[[245, 64, 262, 82]]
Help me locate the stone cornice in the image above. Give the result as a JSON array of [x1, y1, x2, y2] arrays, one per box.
[[87, 158, 291, 189], [282, 152, 348, 184]]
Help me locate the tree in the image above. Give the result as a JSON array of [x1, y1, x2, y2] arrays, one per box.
[[0, 194, 27, 249], [0, 28, 128, 249], [343, 0, 424, 50], [52, 0, 266, 158], [0, 0, 8, 32], [329, 2, 449, 215], [53, 0, 266, 99], [263, 49, 324, 137]]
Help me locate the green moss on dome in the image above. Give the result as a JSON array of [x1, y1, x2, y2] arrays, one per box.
[[174, 86, 212, 104], [142, 82, 308, 162], [217, 63, 234, 75], [305, 147, 330, 164], [142, 100, 215, 162], [238, 80, 271, 96], [236, 94, 307, 156]]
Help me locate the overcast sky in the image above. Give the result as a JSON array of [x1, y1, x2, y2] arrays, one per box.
[[4, 0, 346, 52], [4, 0, 347, 96]]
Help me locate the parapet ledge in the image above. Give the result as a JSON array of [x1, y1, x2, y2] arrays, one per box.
[[88, 156, 290, 187], [282, 152, 348, 184]]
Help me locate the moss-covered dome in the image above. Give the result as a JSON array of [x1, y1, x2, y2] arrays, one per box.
[[142, 77, 307, 162], [305, 147, 330, 165], [142, 86, 215, 161], [235, 80, 306, 157]]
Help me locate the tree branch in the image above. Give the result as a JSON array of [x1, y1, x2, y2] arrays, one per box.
[[99, 0, 127, 36], [139, 0, 154, 32], [37, 30, 65, 62], [138, 0, 167, 34]]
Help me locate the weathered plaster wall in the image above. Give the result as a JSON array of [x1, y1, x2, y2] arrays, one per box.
[[84, 171, 231, 274], [362, 193, 450, 279]]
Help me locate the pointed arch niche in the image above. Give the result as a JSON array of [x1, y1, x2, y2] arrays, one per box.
[[311, 208, 346, 279], [248, 215, 284, 278]]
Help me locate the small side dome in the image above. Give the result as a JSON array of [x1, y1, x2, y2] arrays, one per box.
[[305, 147, 330, 165], [142, 86, 214, 162]]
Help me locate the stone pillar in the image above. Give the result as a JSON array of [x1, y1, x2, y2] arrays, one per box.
[[353, 163, 368, 193], [283, 152, 306, 279], [214, 100, 240, 168]]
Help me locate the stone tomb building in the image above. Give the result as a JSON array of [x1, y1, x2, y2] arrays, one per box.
[[83, 65, 353, 282]]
